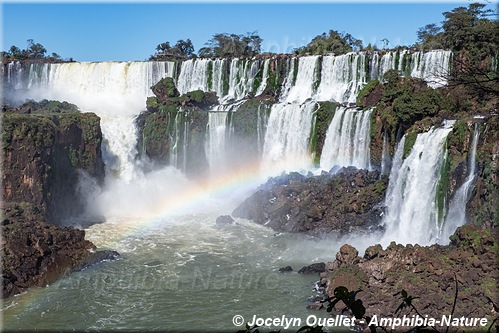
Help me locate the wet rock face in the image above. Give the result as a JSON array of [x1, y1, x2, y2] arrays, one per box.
[[2, 108, 105, 224], [1, 104, 114, 299], [232, 168, 388, 236], [1, 205, 120, 298], [298, 262, 326, 275], [321, 225, 498, 321]]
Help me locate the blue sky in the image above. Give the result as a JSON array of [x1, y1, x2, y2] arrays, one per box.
[[2, 2, 497, 62]]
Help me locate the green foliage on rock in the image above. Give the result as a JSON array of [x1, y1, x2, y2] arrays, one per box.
[[198, 32, 262, 58], [294, 30, 362, 55], [311, 102, 337, 165], [356, 80, 379, 106], [392, 88, 445, 127], [2, 39, 66, 61], [151, 77, 180, 100]]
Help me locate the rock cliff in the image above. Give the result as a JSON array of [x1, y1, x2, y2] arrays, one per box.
[[1, 100, 115, 298]]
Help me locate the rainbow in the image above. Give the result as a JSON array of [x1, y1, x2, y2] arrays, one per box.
[[1, 156, 314, 322]]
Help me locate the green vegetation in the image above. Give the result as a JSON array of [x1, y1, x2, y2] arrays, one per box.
[[198, 32, 262, 58], [415, 3, 498, 97], [1, 39, 67, 62], [356, 79, 379, 105], [310, 102, 336, 165], [149, 39, 195, 61], [293, 30, 362, 56]]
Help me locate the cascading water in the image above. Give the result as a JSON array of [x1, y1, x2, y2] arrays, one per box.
[[169, 110, 189, 172], [315, 53, 367, 103], [176, 58, 211, 94], [3, 50, 459, 331], [5, 61, 175, 181], [255, 59, 270, 96], [261, 102, 316, 175], [380, 130, 391, 175], [282, 56, 319, 103], [256, 103, 269, 155], [439, 123, 480, 244], [206, 111, 229, 173], [176, 58, 268, 104], [381, 121, 455, 246], [410, 50, 452, 88], [320, 106, 372, 171]]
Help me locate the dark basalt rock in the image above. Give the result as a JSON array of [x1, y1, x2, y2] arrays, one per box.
[[1, 213, 120, 299], [216, 215, 235, 225], [298, 262, 326, 275], [232, 169, 388, 236], [321, 225, 498, 321], [278, 266, 293, 273]]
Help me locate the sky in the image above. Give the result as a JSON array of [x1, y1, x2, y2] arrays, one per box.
[[1, 1, 497, 62]]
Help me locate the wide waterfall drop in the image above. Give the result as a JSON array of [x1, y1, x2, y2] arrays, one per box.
[[176, 59, 210, 94], [381, 121, 455, 246], [410, 50, 452, 88], [206, 111, 229, 173], [439, 123, 480, 244], [262, 102, 316, 175], [7, 61, 175, 182], [283, 56, 319, 103], [4, 48, 463, 331], [315, 53, 367, 103], [320, 107, 372, 171]]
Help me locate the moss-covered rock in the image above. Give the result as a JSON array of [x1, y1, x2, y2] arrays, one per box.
[[2, 104, 105, 224], [321, 224, 498, 322], [151, 77, 179, 100], [311, 101, 337, 165]]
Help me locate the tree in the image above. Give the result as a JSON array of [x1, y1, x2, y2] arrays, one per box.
[[26, 39, 47, 59], [293, 30, 362, 56], [416, 23, 444, 50], [155, 42, 171, 53], [174, 39, 194, 58], [8, 45, 23, 59], [199, 32, 263, 58]]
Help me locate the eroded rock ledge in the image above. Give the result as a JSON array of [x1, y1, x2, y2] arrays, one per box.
[[2, 203, 119, 298], [232, 168, 388, 236], [317, 225, 498, 322]]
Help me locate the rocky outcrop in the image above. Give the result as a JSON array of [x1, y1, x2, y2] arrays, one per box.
[[232, 168, 387, 236], [2, 101, 105, 224], [136, 78, 220, 178], [1, 101, 116, 298], [468, 116, 498, 228], [317, 225, 498, 324], [2, 203, 119, 298]]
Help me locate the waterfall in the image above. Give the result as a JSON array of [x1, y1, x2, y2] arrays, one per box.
[[255, 59, 270, 96], [261, 102, 315, 175], [320, 107, 372, 171], [169, 111, 189, 172], [439, 123, 480, 244], [206, 111, 229, 173], [177, 59, 210, 94], [176, 58, 266, 105], [279, 58, 296, 100], [315, 53, 367, 103], [381, 121, 455, 246], [283, 56, 319, 103], [410, 50, 452, 88], [5, 61, 176, 181], [380, 130, 391, 175], [256, 103, 269, 155]]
